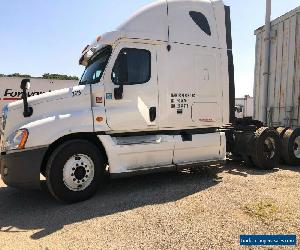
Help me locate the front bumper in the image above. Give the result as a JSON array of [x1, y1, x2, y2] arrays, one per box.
[[0, 147, 48, 189]]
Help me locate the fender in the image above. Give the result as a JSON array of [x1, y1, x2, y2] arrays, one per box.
[[22, 108, 110, 149]]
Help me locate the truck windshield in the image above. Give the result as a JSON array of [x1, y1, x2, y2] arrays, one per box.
[[79, 46, 112, 85]]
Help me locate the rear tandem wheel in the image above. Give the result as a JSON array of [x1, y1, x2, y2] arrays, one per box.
[[250, 127, 280, 170], [281, 128, 300, 166]]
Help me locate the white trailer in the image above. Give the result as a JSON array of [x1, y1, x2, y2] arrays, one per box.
[[253, 5, 300, 169], [235, 95, 254, 118], [254, 6, 300, 128], [0, 0, 298, 203]]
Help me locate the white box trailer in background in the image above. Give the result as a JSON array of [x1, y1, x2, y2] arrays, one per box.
[[254, 6, 300, 128], [235, 95, 253, 118], [0, 77, 78, 119]]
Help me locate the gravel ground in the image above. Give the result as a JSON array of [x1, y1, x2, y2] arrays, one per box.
[[0, 162, 299, 250]]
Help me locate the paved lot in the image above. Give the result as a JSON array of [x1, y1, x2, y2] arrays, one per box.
[[0, 163, 300, 250]]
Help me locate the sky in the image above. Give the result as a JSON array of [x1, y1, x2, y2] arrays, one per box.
[[0, 0, 299, 97]]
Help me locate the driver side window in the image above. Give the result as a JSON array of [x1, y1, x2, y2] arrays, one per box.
[[112, 48, 151, 85]]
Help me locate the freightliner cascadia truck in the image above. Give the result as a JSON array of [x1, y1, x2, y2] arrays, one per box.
[[1, 0, 300, 203]]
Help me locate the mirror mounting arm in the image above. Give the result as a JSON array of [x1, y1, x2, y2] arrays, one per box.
[[114, 84, 124, 100]]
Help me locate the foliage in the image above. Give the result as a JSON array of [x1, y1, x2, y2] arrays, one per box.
[[42, 73, 79, 80], [5, 73, 32, 78], [0, 73, 79, 80]]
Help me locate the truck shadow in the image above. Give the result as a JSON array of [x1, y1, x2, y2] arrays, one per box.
[[0, 166, 223, 240], [276, 165, 300, 173], [225, 160, 283, 176], [226, 160, 300, 176]]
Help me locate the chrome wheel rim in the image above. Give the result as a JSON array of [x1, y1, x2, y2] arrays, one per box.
[[263, 137, 275, 160], [293, 136, 300, 159], [63, 154, 95, 192]]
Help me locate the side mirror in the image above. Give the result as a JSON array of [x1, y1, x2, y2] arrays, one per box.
[[20, 79, 33, 117], [114, 51, 128, 100], [20, 79, 31, 91]]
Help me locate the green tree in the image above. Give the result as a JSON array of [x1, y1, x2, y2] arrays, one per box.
[[0, 73, 78, 80], [6, 73, 31, 78], [42, 73, 78, 80]]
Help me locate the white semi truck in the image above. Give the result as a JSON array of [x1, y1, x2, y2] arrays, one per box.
[[1, 0, 299, 203]]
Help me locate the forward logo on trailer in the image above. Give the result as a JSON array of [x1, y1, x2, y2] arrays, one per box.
[[2, 88, 52, 101]]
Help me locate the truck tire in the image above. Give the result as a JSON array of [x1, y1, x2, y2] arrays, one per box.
[[242, 154, 255, 168], [281, 128, 300, 166], [276, 127, 288, 163], [251, 127, 280, 170], [46, 140, 105, 203], [276, 127, 289, 138]]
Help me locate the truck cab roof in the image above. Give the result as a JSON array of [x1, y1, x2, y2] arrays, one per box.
[[80, 0, 227, 66]]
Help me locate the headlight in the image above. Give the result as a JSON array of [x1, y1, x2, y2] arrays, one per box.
[[2, 105, 8, 131], [4, 129, 29, 151]]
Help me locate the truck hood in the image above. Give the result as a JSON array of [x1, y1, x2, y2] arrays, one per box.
[[3, 84, 91, 142], [8, 87, 76, 111]]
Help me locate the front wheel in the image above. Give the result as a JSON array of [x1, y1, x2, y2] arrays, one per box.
[[46, 140, 105, 203]]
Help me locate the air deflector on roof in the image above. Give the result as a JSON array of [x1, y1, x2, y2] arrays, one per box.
[[189, 11, 211, 36]]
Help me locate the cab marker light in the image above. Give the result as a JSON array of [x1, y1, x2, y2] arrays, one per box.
[[18, 129, 29, 150], [82, 45, 89, 54], [96, 117, 104, 123], [96, 35, 102, 42]]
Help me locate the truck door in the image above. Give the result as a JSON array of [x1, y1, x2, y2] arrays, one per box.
[[103, 43, 158, 132]]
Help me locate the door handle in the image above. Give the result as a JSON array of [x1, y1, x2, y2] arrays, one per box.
[[149, 107, 156, 122]]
